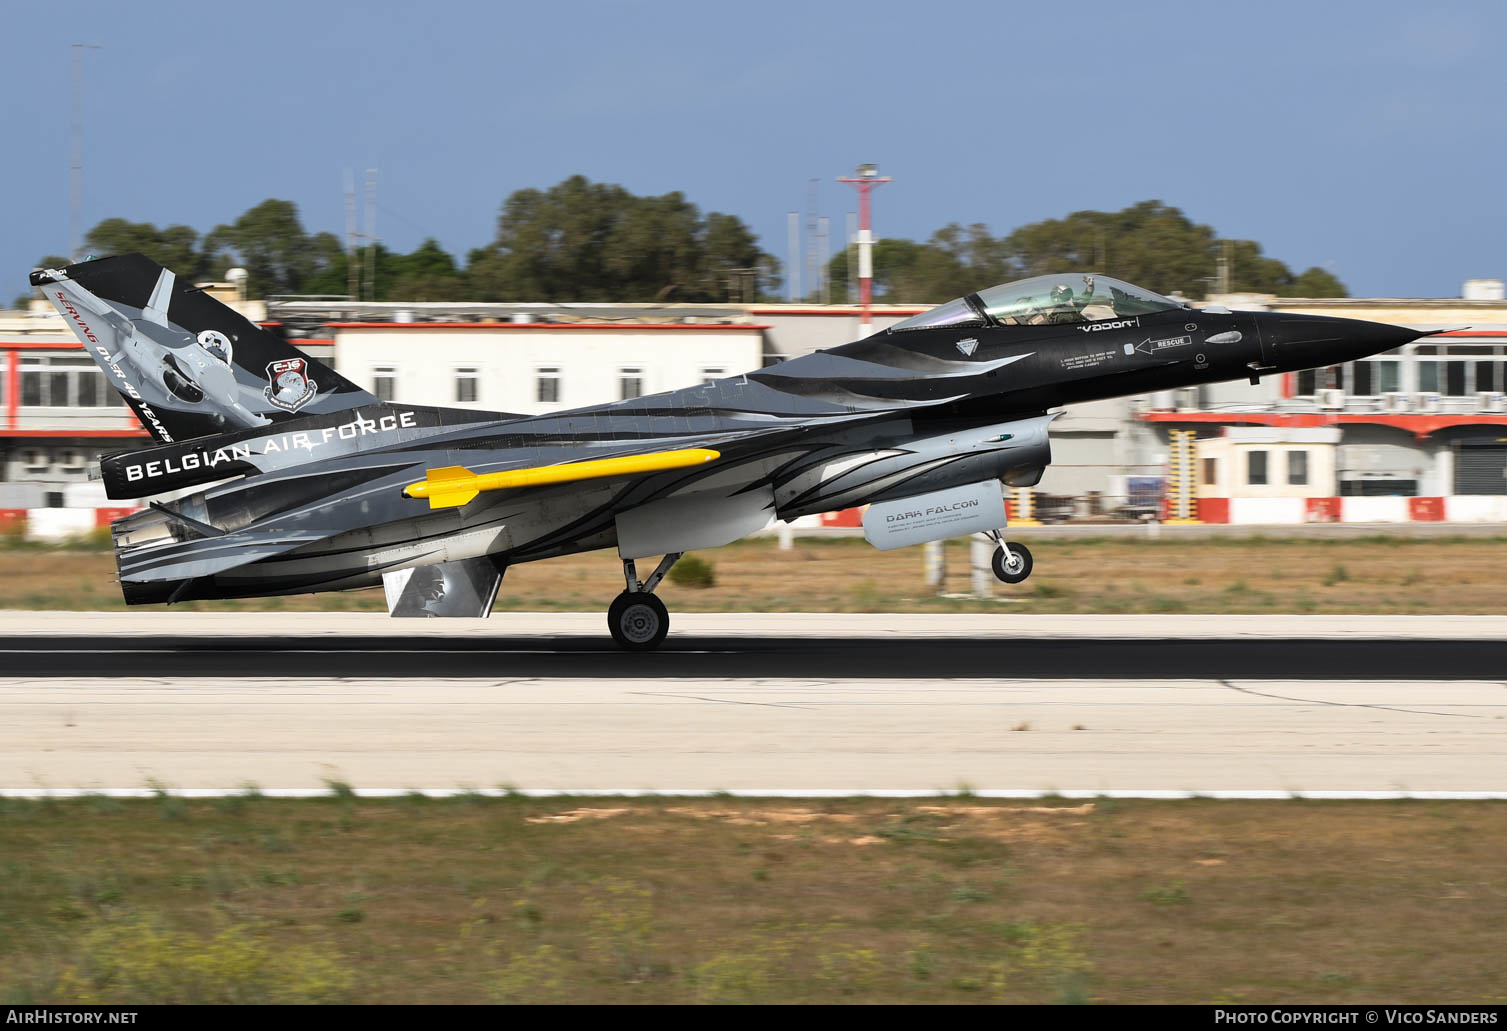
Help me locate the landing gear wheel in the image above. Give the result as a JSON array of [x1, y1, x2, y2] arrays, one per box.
[[608, 592, 670, 651], [991, 542, 1033, 584]]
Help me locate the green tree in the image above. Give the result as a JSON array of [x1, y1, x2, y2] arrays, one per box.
[[82, 219, 206, 278], [298, 232, 353, 297], [388, 238, 466, 300], [203, 199, 317, 297], [467, 176, 777, 302], [703, 212, 771, 301], [1289, 267, 1347, 297], [827, 229, 1001, 304], [827, 200, 1348, 303]]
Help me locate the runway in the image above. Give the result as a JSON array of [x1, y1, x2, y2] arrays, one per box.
[[2, 612, 1504, 795]]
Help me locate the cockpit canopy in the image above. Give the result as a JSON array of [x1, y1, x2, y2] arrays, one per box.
[[889, 274, 1184, 332]]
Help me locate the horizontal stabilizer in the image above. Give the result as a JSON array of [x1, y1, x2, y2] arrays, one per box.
[[404, 448, 720, 509]]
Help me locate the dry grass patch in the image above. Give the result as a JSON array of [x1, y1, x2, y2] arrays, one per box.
[[2, 796, 1505, 1004], [5, 534, 1507, 614]]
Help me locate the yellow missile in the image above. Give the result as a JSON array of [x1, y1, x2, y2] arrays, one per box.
[[403, 447, 721, 509]]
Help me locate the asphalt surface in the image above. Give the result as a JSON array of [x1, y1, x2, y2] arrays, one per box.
[[4, 633, 1506, 680], [3, 614, 1504, 793]]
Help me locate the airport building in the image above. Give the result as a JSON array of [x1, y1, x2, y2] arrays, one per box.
[[3, 283, 1505, 530], [1140, 285, 1507, 521]]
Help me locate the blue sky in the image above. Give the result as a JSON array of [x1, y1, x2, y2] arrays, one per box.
[[4, 0, 1504, 299]]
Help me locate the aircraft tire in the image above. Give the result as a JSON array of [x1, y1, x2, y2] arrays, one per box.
[[608, 591, 670, 651], [991, 542, 1033, 584]]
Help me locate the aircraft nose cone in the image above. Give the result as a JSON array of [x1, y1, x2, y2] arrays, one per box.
[[1263, 314, 1425, 365]]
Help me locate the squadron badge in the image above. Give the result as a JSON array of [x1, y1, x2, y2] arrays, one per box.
[[264, 357, 317, 412]]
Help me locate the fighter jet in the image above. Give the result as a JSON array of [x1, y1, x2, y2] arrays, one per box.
[[33, 255, 1425, 649]]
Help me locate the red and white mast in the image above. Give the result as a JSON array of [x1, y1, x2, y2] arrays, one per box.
[[837, 164, 892, 329]]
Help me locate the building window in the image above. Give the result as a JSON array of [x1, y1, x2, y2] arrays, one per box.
[[1247, 450, 1268, 486], [21, 358, 43, 406], [1203, 457, 1217, 486], [18, 355, 113, 407], [1376, 360, 1400, 394], [373, 367, 396, 402], [701, 368, 726, 385], [22, 449, 48, 473], [1288, 450, 1308, 485], [1352, 362, 1373, 397], [455, 368, 479, 404], [1419, 361, 1439, 393], [1445, 361, 1467, 396], [536, 367, 560, 404], [1296, 368, 1316, 395], [1475, 361, 1497, 393], [619, 367, 644, 401]]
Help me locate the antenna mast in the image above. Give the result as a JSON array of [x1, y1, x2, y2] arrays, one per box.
[[69, 43, 101, 261], [363, 168, 378, 302], [344, 170, 360, 299], [837, 163, 893, 327]]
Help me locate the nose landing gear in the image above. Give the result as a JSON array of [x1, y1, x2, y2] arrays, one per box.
[[608, 553, 682, 651], [985, 530, 1033, 584]]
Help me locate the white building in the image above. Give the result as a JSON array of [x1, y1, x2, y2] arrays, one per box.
[[330, 319, 765, 413]]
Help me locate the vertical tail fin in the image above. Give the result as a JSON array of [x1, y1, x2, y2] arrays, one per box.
[[31, 253, 378, 444]]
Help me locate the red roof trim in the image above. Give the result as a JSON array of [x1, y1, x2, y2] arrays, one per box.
[[1, 338, 336, 350], [2, 428, 148, 438], [0, 340, 85, 351], [1138, 410, 1507, 439], [326, 321, 769, 331], [748, 307, 927, 317]]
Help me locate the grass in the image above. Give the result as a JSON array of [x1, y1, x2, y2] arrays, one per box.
[[2, 796, 1505, 1004], [5, 534, 1507, 615]]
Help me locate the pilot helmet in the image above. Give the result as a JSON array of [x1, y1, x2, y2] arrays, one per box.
[[1050, 283, 1074, 305], [196, 330, 233, 364]]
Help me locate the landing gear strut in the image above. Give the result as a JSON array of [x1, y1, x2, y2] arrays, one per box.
[[985, 529, 1033, 585], [608, 553, 681, 651]]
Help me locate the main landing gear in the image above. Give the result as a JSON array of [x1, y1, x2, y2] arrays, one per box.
[[608, 553, 682, 651], [984, 530, 1033, 585]]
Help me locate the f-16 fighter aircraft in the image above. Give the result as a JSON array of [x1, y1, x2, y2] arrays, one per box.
[[34, 255, 1425, 649]]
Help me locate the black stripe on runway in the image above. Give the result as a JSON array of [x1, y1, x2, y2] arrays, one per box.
[[1, 637, 1503, 680]]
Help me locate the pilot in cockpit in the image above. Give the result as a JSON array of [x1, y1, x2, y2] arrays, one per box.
[[1043, 283, 1081, 323]]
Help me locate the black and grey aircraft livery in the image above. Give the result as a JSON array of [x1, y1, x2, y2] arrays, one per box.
[[33, 255, 1425, 649]]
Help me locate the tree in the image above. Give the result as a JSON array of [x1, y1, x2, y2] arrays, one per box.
[[1289, 267, 1347, 298], [1002, 201, 1219, 296], [388, 238, 466, 301], [699, 211, 779, 302], [466, 176, 777, 302], [203, 199, 318, 297], [299, 233, 353, 297], [82, 219, 206, 278], [826, 227, 1004, 304], [826, 200, 1348, 303]]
